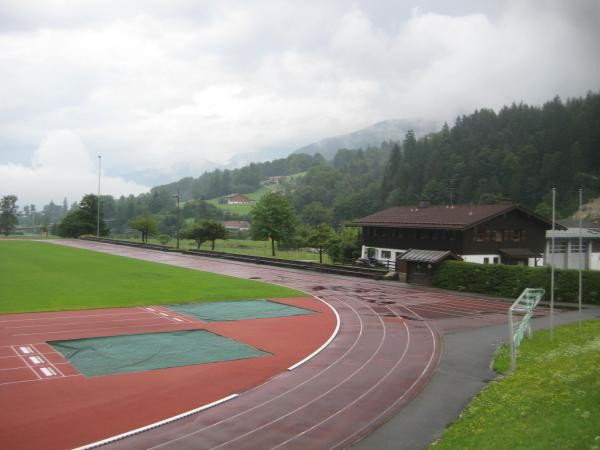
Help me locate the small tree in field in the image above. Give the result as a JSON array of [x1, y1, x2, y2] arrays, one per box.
[[128, 214, 159, 243], [308, 223, 336, 264], [182, 223, 209, 249], [201, 220, 227, 251], [0, 195, 18, 236], [250, 192, 296, 257]]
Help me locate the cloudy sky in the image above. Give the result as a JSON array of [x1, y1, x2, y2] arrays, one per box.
[[1, 0, 599, 208]]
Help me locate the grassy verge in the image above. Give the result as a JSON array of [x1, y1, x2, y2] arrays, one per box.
[[0, 240, 304, 313], [431, 320, 600, 450]]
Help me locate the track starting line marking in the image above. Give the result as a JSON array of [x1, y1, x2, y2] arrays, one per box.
[[40, 367, 57, 377], [19, 346, 33, 354]]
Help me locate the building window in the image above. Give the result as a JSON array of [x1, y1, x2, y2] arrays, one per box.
[[512, 229, 526, 242], [381, 250, 391, 259], [367, 247, 376, 257], [493, 257, 499, 264], [474, 228, 485, 242], [496, 231, 503, 242], [484, 257, 490, 264], [486, 230, 496, 241]]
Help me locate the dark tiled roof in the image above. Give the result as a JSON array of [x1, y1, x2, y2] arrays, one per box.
[[353, 203, 555, 230], [398, 249, 462, 263]]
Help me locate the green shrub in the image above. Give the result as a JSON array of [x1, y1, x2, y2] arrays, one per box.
[[433, 261, 600, 304]]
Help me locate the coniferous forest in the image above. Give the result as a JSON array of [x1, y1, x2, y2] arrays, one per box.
[[30, 92, 600, 235]]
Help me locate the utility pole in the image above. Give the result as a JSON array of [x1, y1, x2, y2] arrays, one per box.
[[550, 187, 556, 341], [97, 155, 102, 237], [578, 188, 583, 332], [173, 189, 181, 249], [448, 178, 456, 207]]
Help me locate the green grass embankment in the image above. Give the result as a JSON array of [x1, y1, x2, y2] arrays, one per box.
[[431, 320, 600, 450]]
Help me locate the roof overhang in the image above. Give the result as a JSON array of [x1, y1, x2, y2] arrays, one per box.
[[498, 248, 541, 258], [397, 249, 462, 264]]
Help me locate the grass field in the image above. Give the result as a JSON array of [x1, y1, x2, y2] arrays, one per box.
[[0, 240, 304, 313], [431, 320, 600, 450]]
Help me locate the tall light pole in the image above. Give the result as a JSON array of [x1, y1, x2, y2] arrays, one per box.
[[172, 189, 180, 249], [550, 187, 556, 341], [97, 155, 101, 237], [578, 188, 583, 332]]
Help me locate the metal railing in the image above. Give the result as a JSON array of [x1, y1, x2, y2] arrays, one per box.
[[508, 288, 545, 371]]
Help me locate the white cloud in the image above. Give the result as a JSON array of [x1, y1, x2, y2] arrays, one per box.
[[0, 130, 149, 208], [0, 0, 598, 205]]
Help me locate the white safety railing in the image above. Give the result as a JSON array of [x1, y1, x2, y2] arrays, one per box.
[[508, 288, 545, 371]]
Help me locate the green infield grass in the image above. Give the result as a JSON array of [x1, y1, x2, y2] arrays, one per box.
[[0, 240, 304, 313], [431, 320, 600, 450]]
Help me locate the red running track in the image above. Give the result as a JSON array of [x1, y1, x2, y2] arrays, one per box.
[[0, 293, 335, 450], [48, 239, 538, 450]]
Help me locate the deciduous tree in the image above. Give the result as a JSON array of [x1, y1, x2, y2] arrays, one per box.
[[250, 192, 296, 256], [0, 195, 18, 236], [128, 214, 159, 243]]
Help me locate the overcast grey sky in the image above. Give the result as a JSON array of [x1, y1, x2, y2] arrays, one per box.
[[1, 0, 599, 207]]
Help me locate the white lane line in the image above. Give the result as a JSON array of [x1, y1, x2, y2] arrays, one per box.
[[271, 305, 411, 450], [146, 307, 156, 312], [146, 296, 362, 450], [0, 311, 146, 324], [287, 295, 340, 371], [172, 317, 184, 323], [143, 306, 179, 324], [73, 394, 239, 450], [40, 367, 57, 377], [6, 316, 167, 330], [329, 304, 439, 450], [14, 323, 176, 336], [29, 356, 43, 365], [213, 298, 393, 450], [19, 346, 33, 354], [0, 373, 83, 387]]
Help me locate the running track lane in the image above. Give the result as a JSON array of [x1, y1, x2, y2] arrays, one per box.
[[55, 240, 512, 450]]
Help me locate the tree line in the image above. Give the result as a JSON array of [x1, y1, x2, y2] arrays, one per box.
[[6, 91, 599, 258]]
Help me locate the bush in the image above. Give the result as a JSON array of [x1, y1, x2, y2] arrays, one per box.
[[158, 234, 171, 245], [433, 261, 600, 304]]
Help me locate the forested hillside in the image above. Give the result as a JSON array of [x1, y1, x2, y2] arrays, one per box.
[[42, 92, 600, 236], [379, 93, 600, 216]]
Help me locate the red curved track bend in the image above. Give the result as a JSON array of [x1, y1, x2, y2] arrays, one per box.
[[2, 240, 524, 450]]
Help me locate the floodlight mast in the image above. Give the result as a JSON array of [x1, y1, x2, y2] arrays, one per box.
[[173, 189, 181, 249], [550, 187, 555, 341], [578, 188, 583, 332], [97, 155, 101, 237]]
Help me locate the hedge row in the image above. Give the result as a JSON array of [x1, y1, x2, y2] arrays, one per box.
[[432, 261, 600, 305]]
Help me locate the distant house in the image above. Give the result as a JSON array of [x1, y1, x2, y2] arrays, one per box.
[[545, 225, 600, 270], [223, 193, 252, 205], [353, 201, 561, 269], [223, 220, 250, 232], [263, 176, 284, 185]]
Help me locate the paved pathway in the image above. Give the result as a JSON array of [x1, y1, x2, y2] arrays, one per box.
[[53, 240, 540, 449]]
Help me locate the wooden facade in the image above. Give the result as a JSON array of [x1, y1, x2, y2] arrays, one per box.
[[354, 203, 560, 266]]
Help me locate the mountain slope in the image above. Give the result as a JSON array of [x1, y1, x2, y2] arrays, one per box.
[[293, 119, 435, 159]]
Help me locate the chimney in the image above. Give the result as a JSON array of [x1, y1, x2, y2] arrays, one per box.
[[418, 198, 431, 208]]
